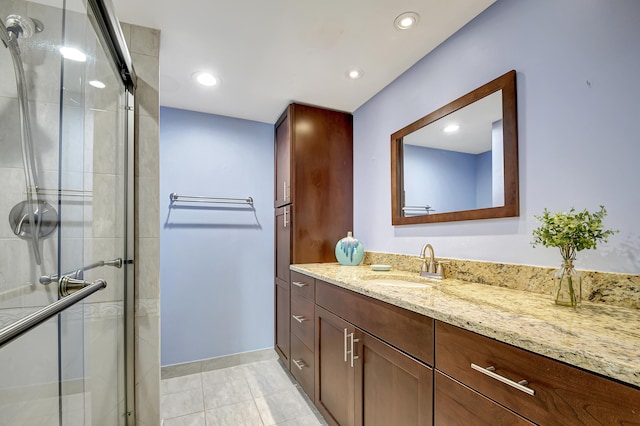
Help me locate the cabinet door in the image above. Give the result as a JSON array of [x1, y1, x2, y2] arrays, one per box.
[[315, 306, 356, 426], [356, 330, 433, 426], [274, 281, 290, 368], [274, 207, 291, 367], [275, 110, 290, 207], [275, 207, 290, 286]]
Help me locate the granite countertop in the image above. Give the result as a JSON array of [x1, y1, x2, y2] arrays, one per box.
[[290, 263, 640, 388]]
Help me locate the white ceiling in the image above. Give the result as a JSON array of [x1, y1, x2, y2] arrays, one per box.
[[112, 0, 496, 124]]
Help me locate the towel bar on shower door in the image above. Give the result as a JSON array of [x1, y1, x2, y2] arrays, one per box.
[[0, 279, 107, 349]]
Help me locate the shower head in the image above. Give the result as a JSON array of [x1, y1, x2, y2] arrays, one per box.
[[5, 14, 44, 40]]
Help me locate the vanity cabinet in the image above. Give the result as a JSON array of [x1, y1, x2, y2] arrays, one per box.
[[435, 321, 640, 425], [273, 103, 353, 367], [315, 279, 434, 426], [288, 268, 640, 426]]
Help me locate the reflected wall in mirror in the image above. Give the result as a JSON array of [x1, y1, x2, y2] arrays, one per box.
[[391, 70, 518, 225]]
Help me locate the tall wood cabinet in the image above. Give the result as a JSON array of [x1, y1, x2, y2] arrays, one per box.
[[274, 103, 353, 368]]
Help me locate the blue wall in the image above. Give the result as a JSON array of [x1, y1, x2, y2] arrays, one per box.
[[353, 0, 640, 273], [159, 107, 274, 366]]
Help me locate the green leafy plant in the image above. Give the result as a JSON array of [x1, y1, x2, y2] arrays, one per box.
[[531, 205, 618, 261]]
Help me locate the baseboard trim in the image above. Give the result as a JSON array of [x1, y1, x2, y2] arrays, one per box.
[[161, 347, 277, 379]]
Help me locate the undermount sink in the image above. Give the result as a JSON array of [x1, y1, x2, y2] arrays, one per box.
[[365, 277, 435, 289]]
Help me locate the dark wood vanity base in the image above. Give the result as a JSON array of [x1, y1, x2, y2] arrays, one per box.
[[285, 269, 640, 426]]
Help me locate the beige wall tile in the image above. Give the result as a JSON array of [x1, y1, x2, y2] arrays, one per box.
[[130, 26, 160, 57], [129, 23, 161, 426], [137, 237, 160, 300]]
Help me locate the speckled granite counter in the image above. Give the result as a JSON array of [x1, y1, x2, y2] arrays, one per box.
[[290, 263, 640, 389]]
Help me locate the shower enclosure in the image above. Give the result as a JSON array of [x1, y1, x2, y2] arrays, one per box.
[[0, 0, 135, 424]]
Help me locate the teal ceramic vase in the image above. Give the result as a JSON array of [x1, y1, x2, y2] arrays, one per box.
[[335, 231, 364, 266]]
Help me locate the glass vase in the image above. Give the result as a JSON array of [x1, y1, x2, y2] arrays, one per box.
[[554, 260, 581, 307]]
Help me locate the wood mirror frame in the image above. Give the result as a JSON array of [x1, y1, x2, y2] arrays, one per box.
[[391, 70, 519, 225]]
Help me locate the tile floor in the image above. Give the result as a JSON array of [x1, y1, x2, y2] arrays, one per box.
[[161, 357, 328, 425]]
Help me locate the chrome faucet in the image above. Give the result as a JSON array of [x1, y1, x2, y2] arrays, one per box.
[[419, 243, 443, 279]]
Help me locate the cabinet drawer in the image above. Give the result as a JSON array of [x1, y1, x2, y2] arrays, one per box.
[[434, 371, 533, 425], [291, 271, 315, 301], [435, 321, 640, 425], [316, 279, 434, 366], [291, 333, 314, 399], [291, 295, 315, 350]]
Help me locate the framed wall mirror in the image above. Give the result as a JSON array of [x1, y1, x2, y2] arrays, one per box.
[[391, 70, 518, 225]]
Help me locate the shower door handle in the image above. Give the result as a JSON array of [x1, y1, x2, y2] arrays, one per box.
[[59, 277, 107, 297]]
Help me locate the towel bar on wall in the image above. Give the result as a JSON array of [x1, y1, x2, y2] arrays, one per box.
[[169, 193, 253, 206]]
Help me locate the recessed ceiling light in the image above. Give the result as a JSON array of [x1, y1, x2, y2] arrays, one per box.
[[394, 12, 420, 30], [444, 124, 460, 133], [89, 80, 106, 89], [346, 68, 364, 80], [60, 46, 87, 62], [193, 72, 219, 87]]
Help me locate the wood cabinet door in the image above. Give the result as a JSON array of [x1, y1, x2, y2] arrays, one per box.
[[275, 207, 290, 286], [356, 330, 434, 426], [274, 110, 290, 208], [274, 281, 290, 368], [274, 207, 291, 367], [315, 306, 356, 426]]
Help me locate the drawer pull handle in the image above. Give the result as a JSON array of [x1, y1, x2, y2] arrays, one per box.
[[292, 315, 307, 323], [292, 359, 306, 370], [292, 281, 307, 288], [471, 363, 535, 396]]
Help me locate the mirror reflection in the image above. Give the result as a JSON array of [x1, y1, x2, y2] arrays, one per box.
[[402, 91, 504, 216], [391, 70, 518, 225]]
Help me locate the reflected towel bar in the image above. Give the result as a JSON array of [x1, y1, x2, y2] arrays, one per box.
[[169, 193, 253, 206], [0, 279, 107, 349], [402, 206, 435, 217], [402, 206, 433, 211]]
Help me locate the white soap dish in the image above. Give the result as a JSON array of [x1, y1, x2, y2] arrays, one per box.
[[370, 264, 392, 271]]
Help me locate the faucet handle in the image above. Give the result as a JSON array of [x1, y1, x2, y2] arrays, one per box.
[[436, 261, 450, 277]]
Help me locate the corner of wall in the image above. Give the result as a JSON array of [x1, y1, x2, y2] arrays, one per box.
[[126, 21, 161, 426]]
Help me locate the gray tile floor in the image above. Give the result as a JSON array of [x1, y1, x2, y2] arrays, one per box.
[[161, 357, 328, 425]]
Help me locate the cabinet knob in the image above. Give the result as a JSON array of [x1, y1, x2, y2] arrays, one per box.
[[292, 281, 307, 288]]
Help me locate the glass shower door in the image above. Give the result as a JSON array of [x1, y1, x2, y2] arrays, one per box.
[[58, 0, 129, 424], [0, 0, 131, 424]]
